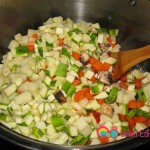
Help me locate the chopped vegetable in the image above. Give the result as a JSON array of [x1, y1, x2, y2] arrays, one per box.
[[106, 87, 118, 104], [55, 63, 68, 77], [54, 91, 67, 103]]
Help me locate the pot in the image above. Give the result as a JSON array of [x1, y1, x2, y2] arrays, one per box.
[[0, 0, 150, 149]]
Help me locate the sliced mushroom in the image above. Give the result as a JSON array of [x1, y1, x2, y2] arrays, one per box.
[[54, 90, 67, 103], [98, 71, 113, 85], [100, 103, 114, 118], [80, 52, 90, 64]]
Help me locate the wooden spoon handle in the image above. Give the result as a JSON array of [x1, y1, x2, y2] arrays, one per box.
[[112, 45, 150, 81]]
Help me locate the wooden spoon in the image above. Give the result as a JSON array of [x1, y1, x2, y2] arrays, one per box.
[[111, 45, 150, 82]]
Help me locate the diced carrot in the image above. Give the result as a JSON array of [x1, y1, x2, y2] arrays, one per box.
[[133, 78, 142, 89], [120, 76, 127, 82], [24, 79, 32, 82], [45, 64, 48, 70], [89, 58, 96, 64], [119, 81, 128, 89], [133, 116, 148, 123], [101, 62, 111, 71], [78, 70, 84, 78], [107, 37, 113, 43], [32, 33, 38, 39], [58, 38, 64, 46], [145, 119, 150, 127], [16, 89, 22, 94], [72, 78, 81, 86], [74, 90, 85, 102], [27, 42, 35, 52], [119, 114, 126, 121], [85, 92, 93, 100], [126, 116, 136, 129], [97, 99, 105, 105], [92, 61, 103, 72], [51, 76, 56, 80], [99, 136, 109, 144], [128, 100, 144, 109], [90, 75, 97, 82], [74, 87, 93, 102], [72, 52, 81, 60], [91, 110, 101, 123]]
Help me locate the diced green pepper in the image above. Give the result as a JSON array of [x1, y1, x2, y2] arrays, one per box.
[[50, 116, 65, 129], [61, 48, 71, 59], [136, 109, 150, 118], [45, 70, 50, 76], [50, 80, 57, 89], [38, 46, 43, 57], [0, 113, 7, 121], [90, 33, 97, 41], [16, 46, 28, 55], [32, 127, 45, 138], [67, 86, 76, 96], [127, 108, 138, 118], [108, 29, 119, 36], [64, 115, 70, 120], [46, 42, 53, 48], [121, 126, 129, 132], [71, 134, 89, 145], [90, 84, 100, 94], [71, 64, 80, 72], [106, 87, 118, 104], [62, 81, 71, 93], [98, 28, 107, 34], [55, 63, 69, 77], [137, 88, 147, 102], [68, 29, 81, 37]]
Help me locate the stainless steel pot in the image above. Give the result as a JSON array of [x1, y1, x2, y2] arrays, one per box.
[[0, 0, 150, 149]]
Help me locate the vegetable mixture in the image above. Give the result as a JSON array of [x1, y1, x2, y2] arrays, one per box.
[[0, 16, 150, 145]]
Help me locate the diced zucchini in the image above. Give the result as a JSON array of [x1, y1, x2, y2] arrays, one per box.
[[4, 84, 17, 97], [14, 91, 32, 105], [119, 104, 128, 115], [94, 91, 108, 99], [61, 48, 71, 59], [137, 87, 148, 102], [108, 29, 119, 36], [84, 69, 94, 79], [127, 108, 137, 118], [38, 102, 45, 114], [50, 80, 57, 90], [69, 126, 78, 137], [32, 127, 45, 138]]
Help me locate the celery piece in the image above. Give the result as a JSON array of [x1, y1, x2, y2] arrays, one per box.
[[67, 86, 76, 96], [108, 29, 119, 36], [55, 63, 69, 77], [32, 127, 45, 138], [71, 64, 80, 72], [21, 111, 31, 118], [50, 80, 57, 89], [46, 42, 53, 48], [12, 64, 18, 72], [50, 116, 65, 128], [106, 87, 118, 104], [137, 88, 147, 102], [45, 70, 50, 76], [38, 46, 43, 57], [98, 28, 107, 34], [61, 48, 71, 59], [127, 109, 138, 118], [62, 81, 71, 93], [0, 113, 7, 121], [71, 134, 89, 145], [90, 84, 100, 94], [16, 46, 28, 55], [136, 109, 150, 119], [90, 33, 97, 41]]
